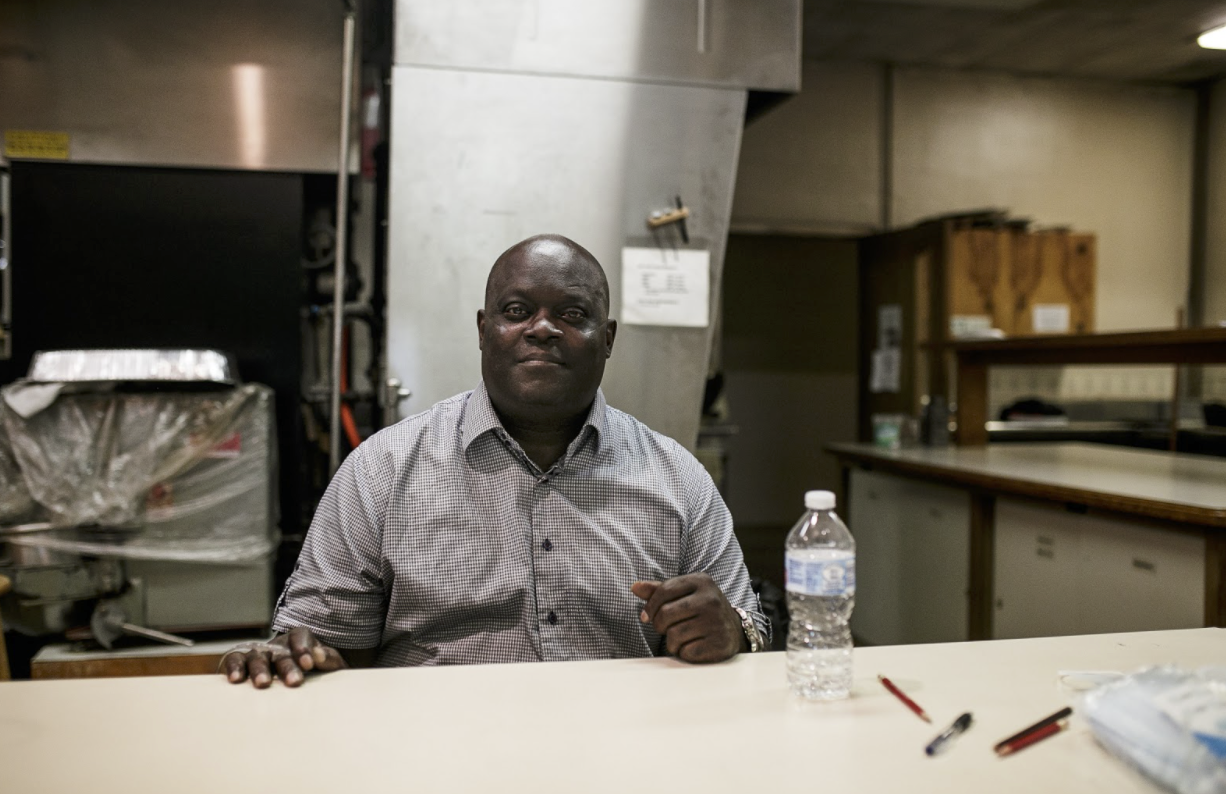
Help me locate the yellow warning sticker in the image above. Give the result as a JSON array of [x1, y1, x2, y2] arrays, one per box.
[[4, 130, 70, 160]]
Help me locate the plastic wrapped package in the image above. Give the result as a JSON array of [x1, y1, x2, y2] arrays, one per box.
[[1081, 666, 1226, 794], [0, 383, 276, 563], [0, 420, 35, 521]]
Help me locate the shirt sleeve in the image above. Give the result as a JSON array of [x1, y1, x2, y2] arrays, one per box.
[[271, 445, 389, 649], [678, 454, 771, 645]]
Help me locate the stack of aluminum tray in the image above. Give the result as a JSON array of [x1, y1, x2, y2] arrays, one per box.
[[27, 349, 237, 384]]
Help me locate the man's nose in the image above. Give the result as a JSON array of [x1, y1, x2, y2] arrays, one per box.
[[525, 310, 561, 340]]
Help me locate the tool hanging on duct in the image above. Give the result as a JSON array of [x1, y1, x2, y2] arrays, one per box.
[[648, 195, 690, 246]]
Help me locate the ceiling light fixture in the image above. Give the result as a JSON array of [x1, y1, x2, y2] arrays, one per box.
[[1198, 24, 1226, 49]]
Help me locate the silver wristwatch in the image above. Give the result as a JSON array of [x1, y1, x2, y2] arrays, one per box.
[[734, 606, 766, 653]]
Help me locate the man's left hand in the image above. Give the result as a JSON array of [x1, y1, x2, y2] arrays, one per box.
[[631, 574, 744, 664]]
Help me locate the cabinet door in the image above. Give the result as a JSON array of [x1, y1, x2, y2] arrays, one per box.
[[899, 480, 970, 644], [993, 500, 1081, 639], [993, 498, 1205, 639], [848, 470, 970, 645], [1075, 513, 1204, 634], [848, 469, 905, 646]]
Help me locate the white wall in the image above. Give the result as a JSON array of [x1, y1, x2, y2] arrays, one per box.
[[1206, 78, 1226, 329], [893, 68, 1194, 333], [1202, 78, 1226, 404], [736, 62, 1196, 332], [732, 60, 883, 235], [734, 61, 1199, 405]]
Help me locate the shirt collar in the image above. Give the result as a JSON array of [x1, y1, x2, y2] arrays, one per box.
[[461, 380, 607, 454]]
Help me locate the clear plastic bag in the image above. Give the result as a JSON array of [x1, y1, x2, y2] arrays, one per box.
[[1081, 665, 1226, 794], [0, 419, 35, 521], [0, 383, 277, 563]]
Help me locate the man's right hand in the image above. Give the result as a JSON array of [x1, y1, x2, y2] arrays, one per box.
[[220, 626, 348, 688]]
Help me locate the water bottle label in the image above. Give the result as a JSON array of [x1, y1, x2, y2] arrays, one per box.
[[786, 552, 855, 596]]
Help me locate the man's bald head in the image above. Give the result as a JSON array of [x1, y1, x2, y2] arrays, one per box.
[[485, 234, 610, 318], [477, 233, 618, 437]]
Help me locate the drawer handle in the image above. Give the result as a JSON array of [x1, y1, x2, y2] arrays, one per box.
[[1132, 559, 1156, 573], [1036, 548, 1055, 560], [1036, 536, 1055, 546]]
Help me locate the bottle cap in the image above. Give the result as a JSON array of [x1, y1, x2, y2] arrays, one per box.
[[804, 490, 836, 510]]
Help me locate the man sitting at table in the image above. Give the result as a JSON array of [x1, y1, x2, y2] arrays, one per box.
[[222, 234, 768, 688]]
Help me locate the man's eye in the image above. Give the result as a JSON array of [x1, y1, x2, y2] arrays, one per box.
[[562, 309, 586, 321], [504, 306, 529, 318]]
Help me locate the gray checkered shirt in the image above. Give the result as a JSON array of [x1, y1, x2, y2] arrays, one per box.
[[272, 382, 766, 666]]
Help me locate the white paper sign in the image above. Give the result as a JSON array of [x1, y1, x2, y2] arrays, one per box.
[[878, 304, 902, 350], [1033, 304, 1071, 333], [870, 348, 901, 394], [620, 247, 709, 328], [950, 315, 993, 338]]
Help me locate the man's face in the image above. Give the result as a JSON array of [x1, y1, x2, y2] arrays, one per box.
[[478, 242, 616, 425]]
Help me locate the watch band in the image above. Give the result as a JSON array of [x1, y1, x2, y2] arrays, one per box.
[[733, 606, 765, 653]]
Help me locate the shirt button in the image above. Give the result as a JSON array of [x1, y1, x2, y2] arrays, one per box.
[[547, 611, 558, 625], [542, 539, 553, 551]]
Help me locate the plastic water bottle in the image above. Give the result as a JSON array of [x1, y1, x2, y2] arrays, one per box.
[[785, 490, 856, 700]]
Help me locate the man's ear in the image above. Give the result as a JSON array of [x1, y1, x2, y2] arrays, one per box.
[[604, 319, 617, 358], [476, 309, 485, 351]]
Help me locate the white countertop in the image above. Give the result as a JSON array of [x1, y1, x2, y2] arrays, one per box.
[[829, 442, 1226, 521], [3, 628, 1224, 793]]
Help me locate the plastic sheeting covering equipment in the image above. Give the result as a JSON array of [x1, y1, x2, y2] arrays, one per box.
[[0, 420, 34, 521], [0, 383, 277, 564]]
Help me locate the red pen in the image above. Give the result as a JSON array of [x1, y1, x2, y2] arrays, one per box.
[[878, 674, 932, 723], [993, 707, 1073, 754], [996, 719, 1069, 756]]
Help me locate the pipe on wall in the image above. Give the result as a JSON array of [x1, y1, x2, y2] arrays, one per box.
[[330, 3, 358, 474]]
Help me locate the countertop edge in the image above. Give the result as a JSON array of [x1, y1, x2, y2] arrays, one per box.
[[826, 442, 1226, 529]]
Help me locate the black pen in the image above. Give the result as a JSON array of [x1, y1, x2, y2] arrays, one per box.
[[925, 712, 973, 756]]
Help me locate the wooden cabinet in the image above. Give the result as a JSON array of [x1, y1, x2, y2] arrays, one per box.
[[848, 469, 969, 646], [945, 227, 1095, 337], [993, 498, 1205, 639], [858, 214, 1096, 441]]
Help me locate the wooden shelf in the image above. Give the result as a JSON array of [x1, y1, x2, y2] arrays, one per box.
[[951, 328, 1226, 445], [947, 327, 1226, 365]]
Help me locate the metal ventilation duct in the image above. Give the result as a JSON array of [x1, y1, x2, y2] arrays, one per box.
[[385, 0, 802, 448]]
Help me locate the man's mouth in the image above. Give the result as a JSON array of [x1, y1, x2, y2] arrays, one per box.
[[518, 355, 565, 366]]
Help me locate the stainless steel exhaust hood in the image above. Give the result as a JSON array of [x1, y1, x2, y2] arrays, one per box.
[[386, 0, 801, 448]]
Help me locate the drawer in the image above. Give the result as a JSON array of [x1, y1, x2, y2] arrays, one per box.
[[993, 498, 1205, 639]]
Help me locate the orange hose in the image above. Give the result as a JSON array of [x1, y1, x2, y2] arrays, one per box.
[[341, 403, 362, 450], [339, 324, 363, 450]]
